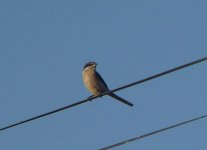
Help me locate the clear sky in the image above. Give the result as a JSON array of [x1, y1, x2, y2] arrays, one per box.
[[0, 0, 206, 149]]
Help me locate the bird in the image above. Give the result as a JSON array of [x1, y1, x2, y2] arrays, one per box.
[[82, 62, 133, 106]]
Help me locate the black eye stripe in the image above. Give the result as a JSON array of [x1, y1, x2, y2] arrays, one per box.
[[83, 62, 96, 69]]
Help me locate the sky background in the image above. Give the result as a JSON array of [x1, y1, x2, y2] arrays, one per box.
[[0, 0, 207, 149]]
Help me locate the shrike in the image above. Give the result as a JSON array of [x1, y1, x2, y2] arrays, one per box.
[[82, 62, 133, 106]]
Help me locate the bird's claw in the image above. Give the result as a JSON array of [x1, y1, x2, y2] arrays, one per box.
[[87, 96, 94, 101]]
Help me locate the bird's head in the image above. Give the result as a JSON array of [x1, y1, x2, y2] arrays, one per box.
[[83, 62, 97, 70]]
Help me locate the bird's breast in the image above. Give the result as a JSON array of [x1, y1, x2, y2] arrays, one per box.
[[82, 69, 107, 95]]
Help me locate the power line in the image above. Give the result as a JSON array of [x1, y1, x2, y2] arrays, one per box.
[[99, 114, 207, 150], [0, 98, 92, 132], [0, 57, 206, 132], [103, 57, 207, 95]]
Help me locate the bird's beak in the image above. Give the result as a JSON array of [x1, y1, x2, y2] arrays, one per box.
[[92, 63, 97, 67]]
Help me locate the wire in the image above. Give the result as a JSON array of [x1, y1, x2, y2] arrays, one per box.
[[101, 57, 207, 96], [0, 57, 206, 132], [0, 98, 91, 132], [99, 114, 207, 150]]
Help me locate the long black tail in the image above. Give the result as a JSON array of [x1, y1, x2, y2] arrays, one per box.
[[108, 93, 133, 107]]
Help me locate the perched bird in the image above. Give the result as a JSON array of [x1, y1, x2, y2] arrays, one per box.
[[82, 62, 133, 106]]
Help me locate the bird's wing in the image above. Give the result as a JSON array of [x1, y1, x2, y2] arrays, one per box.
[[95, 71, 108, 89]]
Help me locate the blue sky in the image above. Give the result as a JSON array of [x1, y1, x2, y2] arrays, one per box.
[[0, 0, 206, 149]]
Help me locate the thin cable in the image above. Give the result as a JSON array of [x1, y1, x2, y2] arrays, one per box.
[[0, 57, 206, 132], [100, 57, 207, 96], [99, 114, 207, 150], [0, 98, 91, 132]]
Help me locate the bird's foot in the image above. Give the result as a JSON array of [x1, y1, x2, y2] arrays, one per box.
[[87, 95, 94, 101]]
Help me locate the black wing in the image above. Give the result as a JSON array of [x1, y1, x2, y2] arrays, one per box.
[[95, 71, 108, 89]]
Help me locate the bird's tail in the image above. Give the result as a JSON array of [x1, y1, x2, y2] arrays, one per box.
[[108, 93, 133, 107]]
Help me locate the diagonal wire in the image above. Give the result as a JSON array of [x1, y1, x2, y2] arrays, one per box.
[[102, 57, 207, 96], [99, 114, 207, 150], [0, 98, 92, 132], [0, 57, 206, 132]]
